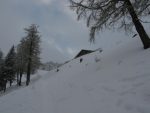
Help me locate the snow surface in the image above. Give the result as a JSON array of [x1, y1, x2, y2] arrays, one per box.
[[0, 38, 150, 113]]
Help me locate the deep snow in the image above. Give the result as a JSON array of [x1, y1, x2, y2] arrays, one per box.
[[0, 38, 150, 113]]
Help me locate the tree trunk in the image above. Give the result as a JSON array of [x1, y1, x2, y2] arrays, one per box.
[[26, 60, 31, 86], [26, 40, 33, 86], [19, 71, 23, 86], [125, 0, 150, 49], [17, 71, 19, 86], [3, 80, 7, 92], [9, 80, 12, 87]]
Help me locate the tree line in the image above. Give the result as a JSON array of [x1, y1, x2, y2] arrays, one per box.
[[0, 24, 41, 92]]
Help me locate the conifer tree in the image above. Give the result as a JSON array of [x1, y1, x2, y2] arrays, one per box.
[[0, 49, 5, 91], [16, 39, 28, 86], [3, 46, 16, 86], [0, 49, 3, 69], [24, 24, 41, 86]]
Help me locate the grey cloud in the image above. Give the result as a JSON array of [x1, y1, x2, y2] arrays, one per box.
[[0, 0, 137, 63]]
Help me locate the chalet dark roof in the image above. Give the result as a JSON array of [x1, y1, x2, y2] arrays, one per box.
[[75, 49, 94, 58]]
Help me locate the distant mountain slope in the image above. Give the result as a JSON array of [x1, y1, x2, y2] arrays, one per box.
[[0, 38, 150, 113], [40, 61, 61, 71]]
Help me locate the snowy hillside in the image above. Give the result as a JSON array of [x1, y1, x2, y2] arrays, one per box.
[[0, 38, 150, 113]]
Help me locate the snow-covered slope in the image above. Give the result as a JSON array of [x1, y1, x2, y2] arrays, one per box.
[[0, 38, 150, 113]]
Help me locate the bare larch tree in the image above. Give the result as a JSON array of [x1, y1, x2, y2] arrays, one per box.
[[69, 0, 150, 49]]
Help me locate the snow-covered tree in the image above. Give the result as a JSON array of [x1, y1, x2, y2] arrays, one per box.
[[16, 39, 28, 86], [0, 49, 5, 91], [24, 24, 41, 86], [0, 49, 3, 60], [69, 0, 150, 49], [0, 49, 4, 68], [1, 46, 16, 87], [0, 49, 4, 78]]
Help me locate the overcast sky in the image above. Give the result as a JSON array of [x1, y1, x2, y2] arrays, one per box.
[[0, 0, 149, 63]]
